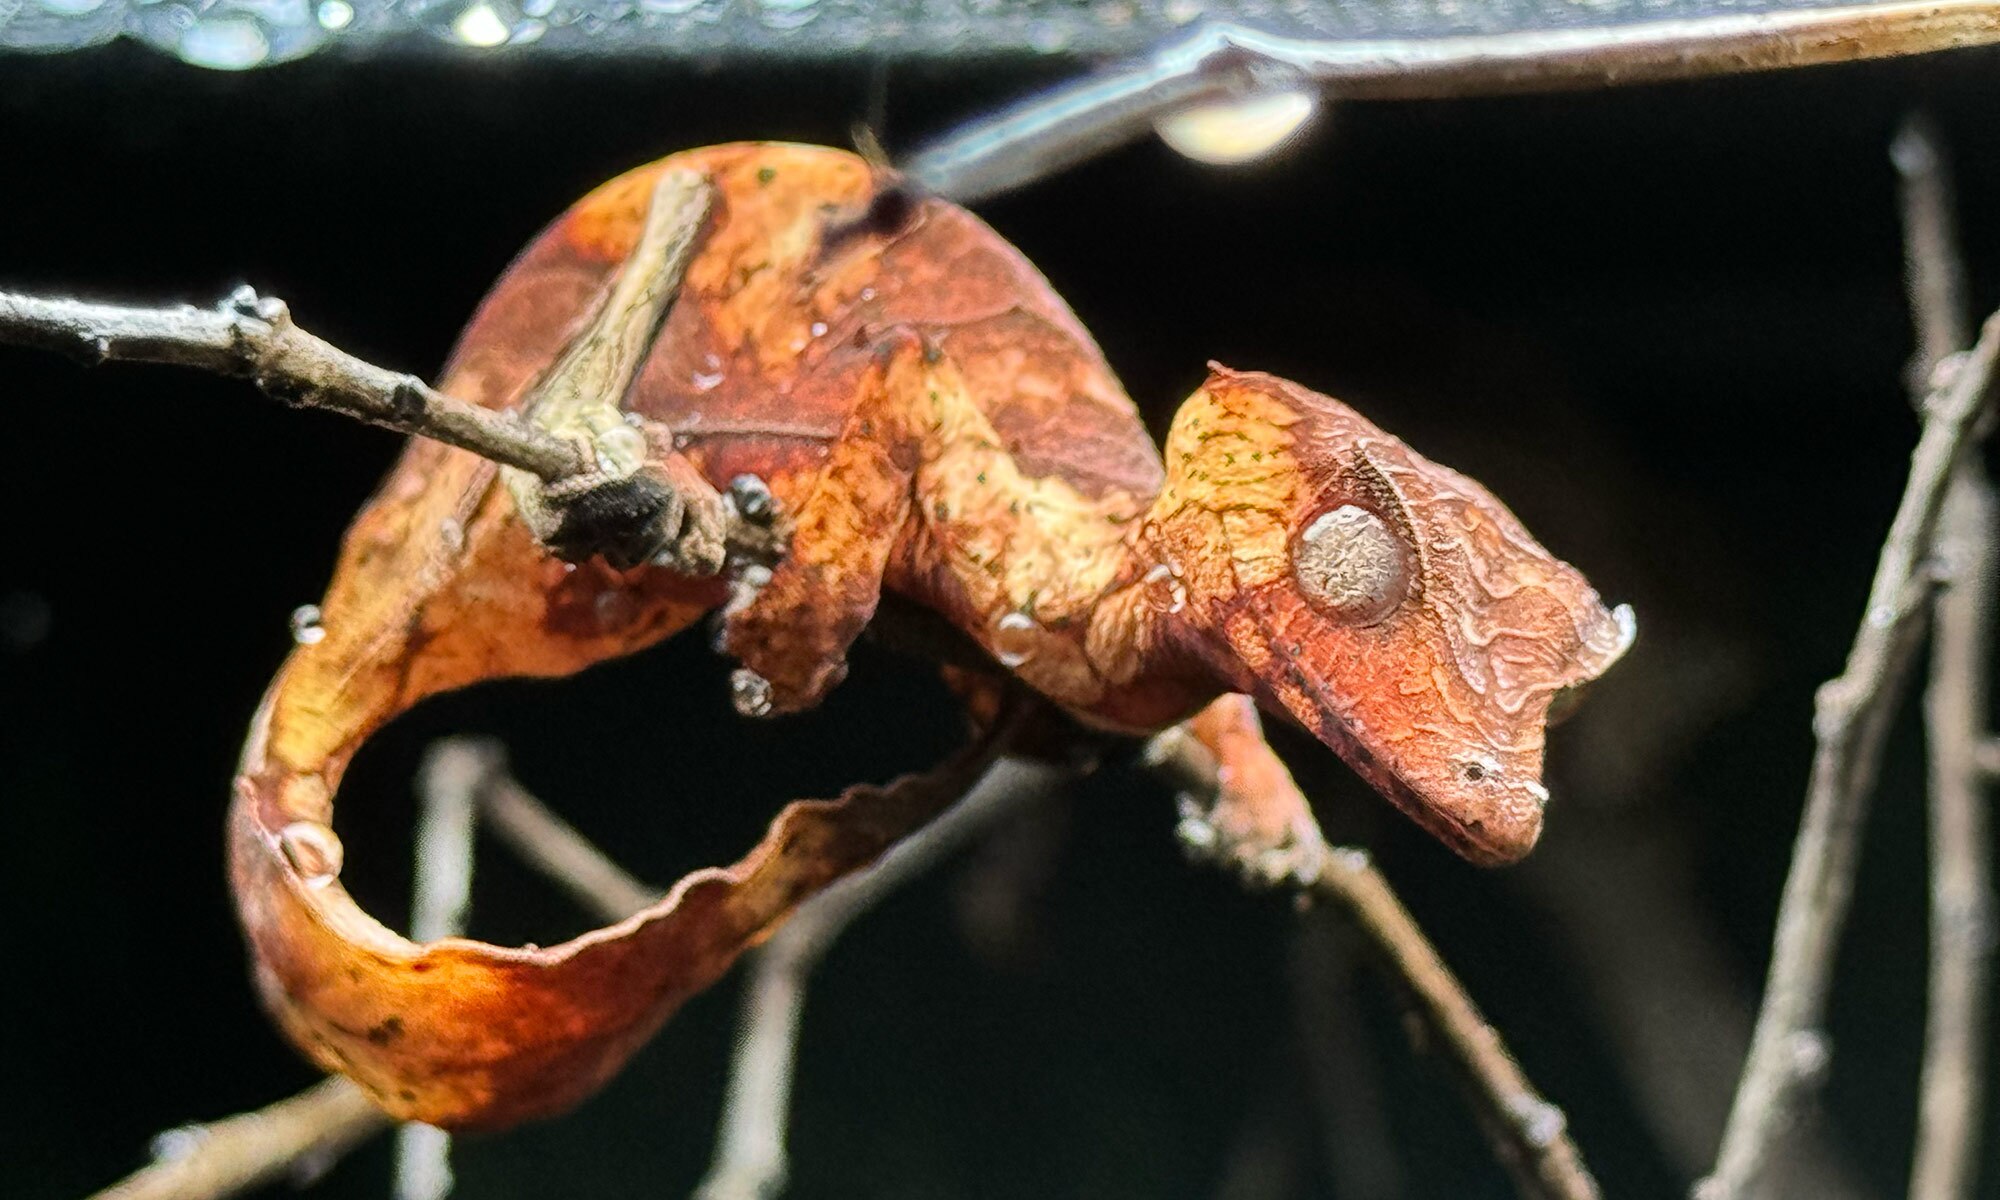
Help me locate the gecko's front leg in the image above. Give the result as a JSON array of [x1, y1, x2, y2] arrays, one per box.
[[1152, 694, 1331, 888], [721, 332, 932, 715]]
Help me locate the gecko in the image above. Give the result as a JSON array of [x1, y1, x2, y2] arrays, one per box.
[[229, 142, 1632, 1130]]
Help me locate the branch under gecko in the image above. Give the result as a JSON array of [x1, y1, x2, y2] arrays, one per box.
[[1145, 726, 1601, 1200], [0, 174, 783, 575]]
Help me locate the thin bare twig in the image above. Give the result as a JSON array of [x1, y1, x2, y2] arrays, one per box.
[[1700, 306, 2000, 1197], [1146, 729, 1599, 1200], [391, 742, 491, 1200], [460, 737, 1079, 1200], [0, 286, 587, 480], [86, 1076, 390, 1200], [476, 767, 661, 921], [694, 756, 1075, 1200], [1894, 115, 1997, 1200]]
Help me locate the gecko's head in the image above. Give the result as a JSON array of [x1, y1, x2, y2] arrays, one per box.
[[1159, 366, 1634, 865]]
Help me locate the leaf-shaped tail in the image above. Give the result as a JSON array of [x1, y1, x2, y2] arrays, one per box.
[[228, 436, 998, 1130]]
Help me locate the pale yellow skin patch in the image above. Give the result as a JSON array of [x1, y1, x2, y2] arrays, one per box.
[[912, 359, 1149, 703], [1150, 383, 1304, 600]]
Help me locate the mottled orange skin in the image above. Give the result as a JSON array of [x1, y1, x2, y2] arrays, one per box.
[[229, 144, 1628, 1131]]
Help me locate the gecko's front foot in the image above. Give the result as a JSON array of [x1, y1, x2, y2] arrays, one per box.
[[1175, 791, 1330, 890]]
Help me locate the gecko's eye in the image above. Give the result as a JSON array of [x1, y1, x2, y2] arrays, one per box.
[[1291, 504, 1411, 625]]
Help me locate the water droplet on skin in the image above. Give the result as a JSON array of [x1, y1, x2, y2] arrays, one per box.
[[859, 287, 877, 302], [437, 517, 465, 553], [992, 610, 1038, 668], [809, 321, 828, 338], [290, 604, 326, 645], [1156, 88, 1320, 166], [691, 369, 724, 391], [278, 821, 344, 886]]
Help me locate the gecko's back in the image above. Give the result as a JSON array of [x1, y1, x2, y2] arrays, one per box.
[[441, 143, 1164, 529]]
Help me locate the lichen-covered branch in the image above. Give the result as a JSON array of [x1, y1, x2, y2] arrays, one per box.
[[1700, 304, 2000, 1198]]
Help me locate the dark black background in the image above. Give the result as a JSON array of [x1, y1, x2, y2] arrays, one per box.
[[5, 38, 2000, 1200]]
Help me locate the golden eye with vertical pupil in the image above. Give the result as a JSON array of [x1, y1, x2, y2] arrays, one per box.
[[1291, 504, 1411, 625]]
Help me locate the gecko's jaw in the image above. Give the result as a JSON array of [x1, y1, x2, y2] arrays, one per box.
[[1255, 658, 1547, 867]]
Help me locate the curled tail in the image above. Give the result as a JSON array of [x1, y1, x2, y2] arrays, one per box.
[[228, 436, 986, 1130]]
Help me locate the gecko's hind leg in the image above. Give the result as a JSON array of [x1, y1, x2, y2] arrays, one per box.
[[1155, 694, 1330, 888], [721, 335, 931, 715]]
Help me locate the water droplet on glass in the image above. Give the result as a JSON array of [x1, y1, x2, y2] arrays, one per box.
[[755, 0, 818, 30], [450, 0, 511, 45], [177, 15, 272, 68], [638, 0, 705, 12], [992, 610, 1038, 668], [290, 604, 326, 645], [38, 0, 108, 15], [1156, 87, 1321, 166], [278, 821, 344, 886], [315, 0, 352, 27], [1025, 19, 1069, 53]]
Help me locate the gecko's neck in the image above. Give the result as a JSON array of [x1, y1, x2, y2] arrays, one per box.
[[893, 394, 1221, 733]]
